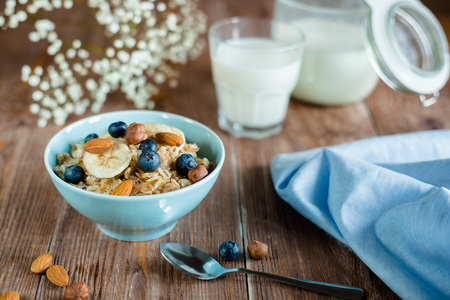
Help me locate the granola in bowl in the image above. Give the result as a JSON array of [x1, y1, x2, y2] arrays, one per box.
[[53, 121, 215, 196]]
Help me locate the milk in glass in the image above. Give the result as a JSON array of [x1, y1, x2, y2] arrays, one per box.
[[211, 38, 301, 128]]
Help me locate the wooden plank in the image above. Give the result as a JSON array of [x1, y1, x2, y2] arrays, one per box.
[[367, 82, 450, 134]]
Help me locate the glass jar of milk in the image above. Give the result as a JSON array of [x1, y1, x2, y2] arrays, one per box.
[[274, 0, 450, 107], [274, 0, 379, 105]]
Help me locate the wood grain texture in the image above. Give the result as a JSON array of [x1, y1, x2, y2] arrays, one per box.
[[1, 0, 449, 299]]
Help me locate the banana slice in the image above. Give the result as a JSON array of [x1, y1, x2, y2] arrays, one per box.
[[144, 123, 185, 143], [83, 143, 132, 178], [99, 132, 127, 145]]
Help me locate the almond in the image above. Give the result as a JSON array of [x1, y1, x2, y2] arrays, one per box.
[[0, 291, 20, 300], [111, 179, 133, 196], [31, 252, 53, 273], [188, 165, 209, 183], [84, 138, 113, 153], [46, 265, 69, 286], [154, 132, 184, 147], [125, 123, 147, 144]]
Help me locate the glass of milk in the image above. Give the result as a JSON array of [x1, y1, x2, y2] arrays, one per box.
[[274, 0, 379, 106], [208, 17, 305, 139]]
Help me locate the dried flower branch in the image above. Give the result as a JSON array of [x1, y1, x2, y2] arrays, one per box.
[[1, 0, 207, 127]]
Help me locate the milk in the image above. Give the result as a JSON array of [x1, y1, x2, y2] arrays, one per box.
[[211, 38, 301, 129], [289, 19, 379, 105]]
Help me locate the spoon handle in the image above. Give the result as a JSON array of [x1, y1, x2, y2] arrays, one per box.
[[235, 268, 364, 300]]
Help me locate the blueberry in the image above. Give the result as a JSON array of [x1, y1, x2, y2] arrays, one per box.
[[138, 150, 161, 172], [175, 154, 198, 176], [84, 133, 98, 143], [64, 165, 85, 183], [108, 121, 127, 138], [139, 138, 158, 152], [219, 241, 241, 261]]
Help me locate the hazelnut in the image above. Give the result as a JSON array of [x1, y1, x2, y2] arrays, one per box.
[[188, 165, 209, 183], [64, 282, 89, 300], [125, 123, 147, 144], [247, 240, 268, 260]]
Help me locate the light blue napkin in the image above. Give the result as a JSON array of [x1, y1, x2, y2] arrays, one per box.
[[270, 130, 450, 299]]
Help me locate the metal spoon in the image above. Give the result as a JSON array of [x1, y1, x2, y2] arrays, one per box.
[[159, 243, 364, 300]]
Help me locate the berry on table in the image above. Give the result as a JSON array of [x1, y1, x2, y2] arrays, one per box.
[[139, 138, 158, 152], [219, 241, 241, 261], [108, 121, 128, 138], [64, 165, 85, 183], [138, 150, 161, 172], [84, 133, 98, 143], [175, 154, 198, 176]]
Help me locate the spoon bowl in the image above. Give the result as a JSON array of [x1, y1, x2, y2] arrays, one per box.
[[160, 242, 231, 280], [160, 243, 364, 300]]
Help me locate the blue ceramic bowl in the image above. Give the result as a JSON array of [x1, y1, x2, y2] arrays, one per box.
[[44, 110, 225, 241]]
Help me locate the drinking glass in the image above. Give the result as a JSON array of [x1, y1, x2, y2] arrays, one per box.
[[209, 17, 304, 139]]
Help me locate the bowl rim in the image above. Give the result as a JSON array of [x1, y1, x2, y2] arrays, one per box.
[[44, 110, 225, 202]]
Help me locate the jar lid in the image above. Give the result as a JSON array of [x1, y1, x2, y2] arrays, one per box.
[[364, 0, 450, 106]]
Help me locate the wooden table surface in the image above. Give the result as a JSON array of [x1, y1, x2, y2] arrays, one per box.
[[1, 1, 449, 299]]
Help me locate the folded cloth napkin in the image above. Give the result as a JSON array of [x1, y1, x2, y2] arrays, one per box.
[[270, 130, 450, 300]]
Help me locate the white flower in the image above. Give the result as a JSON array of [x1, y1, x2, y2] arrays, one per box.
[[166, 13, 177, 30], [104, 72, 121, 87], [63, 0, 74, 9], [26, 4, 38, 14], [124, 36, 136, 48], [137, 40, 147, 50], [28, 31, 41, 42], [140, 2, 155, 11], [154, 73, 165, 84], [30, 103, 40, 114], [74, 103, 86, 115], [83, 59, 93, 68], [6, 0, 207, 127], [32, 90, 44, 101], [40, 81, 50, 91], [84, 78, 96, 91], [77, 49, 89, 59], [108, 22, 120, 34], [47, 31, 58, 42], [37, 118, 48, 128], [67, 83, 83, 101], [40, 108, 52, 119], [53, 0, 63, 9], [28, 75, 41, 87], [21, 65, 31, 78], [157, 2, 166, 12], [16, 11, 27, 22], [64, 102, 74, 113], [130, 50, 152, 68], [113, 39, 124, 49], [66, 48, 76, 59], [72, 39, 82, 49], [42, 96, 56, 108], [117, 50, 130, 63], [35, 19, 55, 33]]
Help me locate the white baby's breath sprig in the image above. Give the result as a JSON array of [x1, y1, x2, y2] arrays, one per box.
[[3, 0, 207, 127]]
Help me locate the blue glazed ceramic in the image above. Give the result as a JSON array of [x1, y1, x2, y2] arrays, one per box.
[[44, 110, 225, 242]]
